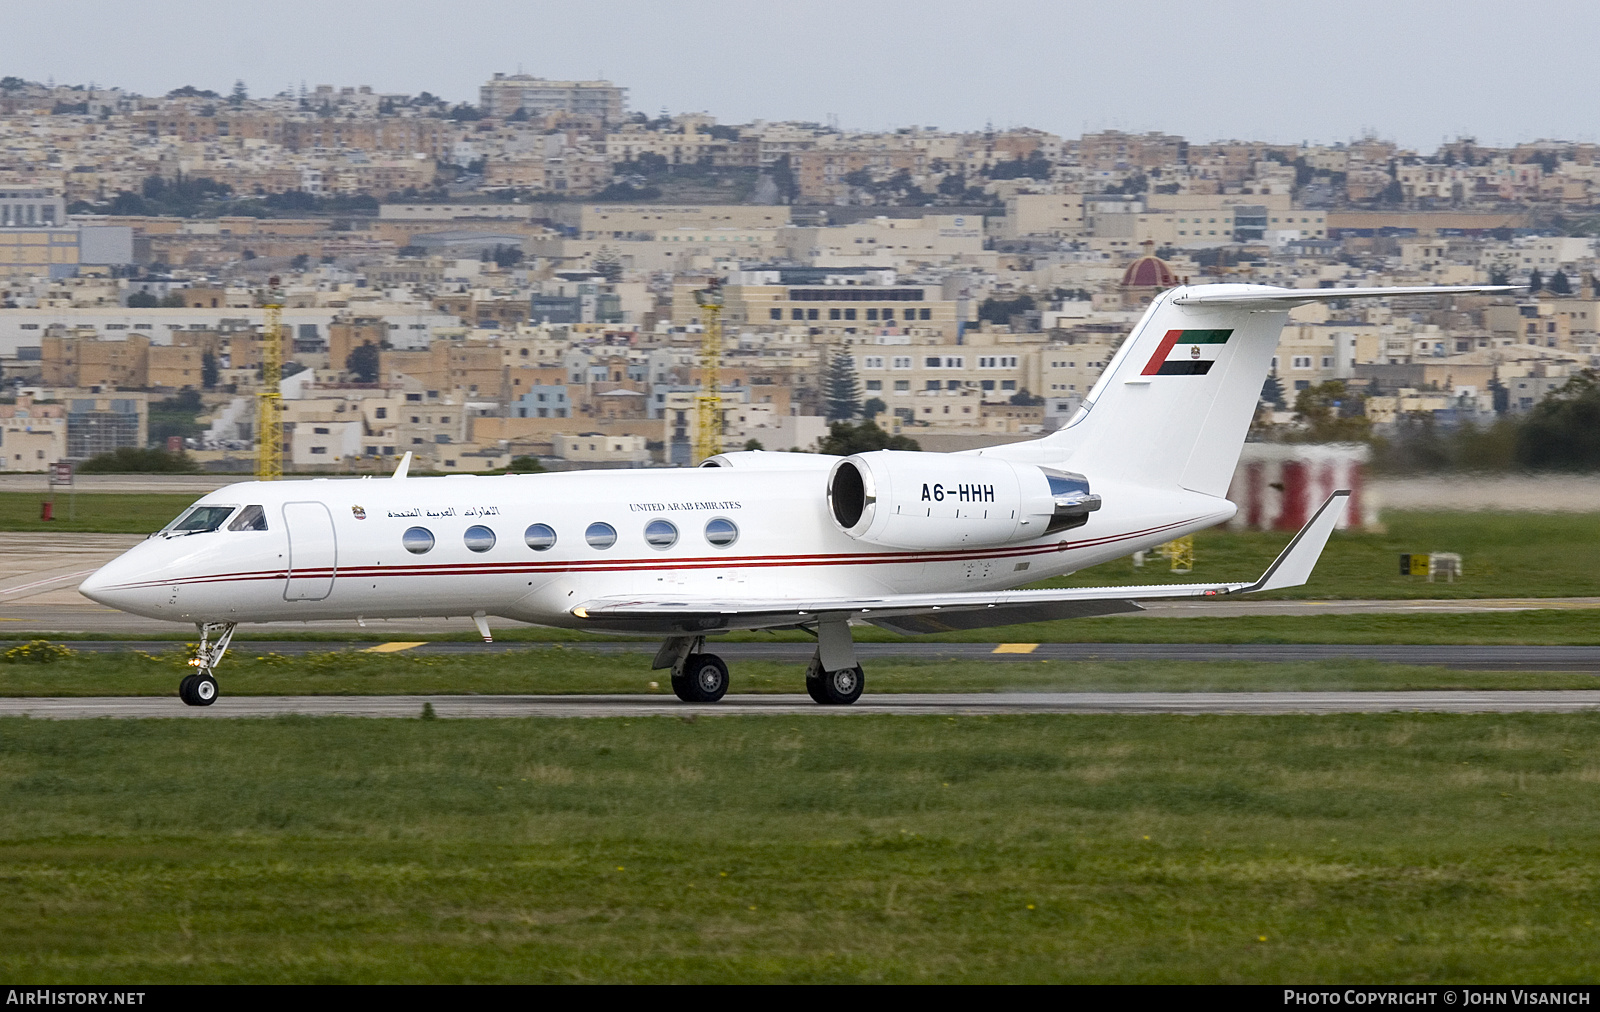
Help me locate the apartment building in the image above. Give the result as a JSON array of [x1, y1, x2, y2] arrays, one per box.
[[0, 397, 67, 471], [554, 204, 792, 239], [672, 274, 959, 339], [479, 74, 627, 122]]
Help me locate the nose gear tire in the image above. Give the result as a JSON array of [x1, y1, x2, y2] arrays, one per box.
[[180, 672, 219, 707]]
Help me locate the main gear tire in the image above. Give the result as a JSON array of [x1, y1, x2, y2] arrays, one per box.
[[815, 665, 864, 706]]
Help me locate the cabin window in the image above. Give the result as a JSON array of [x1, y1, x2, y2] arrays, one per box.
[[644, 519, 678, 549], [463, 525, 496, 553], [168, 505, 237, 533], [524, 524, 557, 551], [704, 517, 738, 548], [227, 505, 267, 531], [585, 522, 617, 550], [402, 527, 435, 554]]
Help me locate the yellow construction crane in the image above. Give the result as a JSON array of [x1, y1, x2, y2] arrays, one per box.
[[256, 278, 285, 480], [692, 279, 724, 463]]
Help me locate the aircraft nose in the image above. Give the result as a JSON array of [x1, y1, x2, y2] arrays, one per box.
[[79, 556, 144, 610]]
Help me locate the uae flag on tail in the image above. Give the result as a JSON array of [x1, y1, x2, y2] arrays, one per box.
[[1142, 328, 1233, 376]]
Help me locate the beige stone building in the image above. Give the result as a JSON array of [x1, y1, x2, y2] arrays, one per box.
[[999, 194, 1086, 239], [0, 398, 66, 471], [554, 204, 791, 239]]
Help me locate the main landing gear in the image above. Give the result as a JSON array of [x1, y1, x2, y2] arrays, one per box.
[[179, 622, 235, 707], [654, 636, 730, 702], [653, 615, 865, 706]]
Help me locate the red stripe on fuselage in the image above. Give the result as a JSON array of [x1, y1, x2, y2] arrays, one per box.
[[97, 517, 1205, 592]]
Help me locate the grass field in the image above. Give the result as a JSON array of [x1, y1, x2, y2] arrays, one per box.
[[0, 491, 197, 533], [3, 713, 1599, 982], [0, 647, 1592, 696], [1045, 510, 1600, 601]]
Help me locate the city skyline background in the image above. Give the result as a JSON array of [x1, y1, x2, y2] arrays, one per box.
[[10, 0, 1597, 151]]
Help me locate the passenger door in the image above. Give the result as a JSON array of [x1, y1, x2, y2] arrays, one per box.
[[283, 501, 337, 601]]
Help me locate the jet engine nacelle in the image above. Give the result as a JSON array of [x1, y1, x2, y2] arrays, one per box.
[[827, 450, 1100, 550]]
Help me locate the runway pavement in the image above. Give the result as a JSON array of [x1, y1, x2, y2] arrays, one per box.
[[35, 639, 1600, 672], [7, 690, 1600, 719]]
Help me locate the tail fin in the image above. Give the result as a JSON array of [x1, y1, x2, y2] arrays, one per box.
[[989, 283, 1513, 497]]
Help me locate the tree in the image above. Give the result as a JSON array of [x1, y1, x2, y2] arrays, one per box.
[[1261, 372, 1286, 409], [1529, 268, 1544, 293], [230, 79, 247, 107], [125, 290, 159, 308], [1514, 369, 1600, 469], [346, 342, 381, 384], [289, 253, 310, 270], [490, 244, 523, 268], [1549, 268, 1572, 295], [78, 447, 200, 474], [591, 246, 622, 282], [742, 439, 764, 451], [504, 455, 545, 473], [769, 154, 798, 203], [815, 420, 920, 455], [158, 292, 187, 308], [861, 397, 887, 419], [825, 351, 862, 422], [1290, 380, 1371, 443], [201, 351, 219, 389], [1009, 388, 1043, 406], [977, 294, 1034, 326], [1489, 266, 1510, 287]]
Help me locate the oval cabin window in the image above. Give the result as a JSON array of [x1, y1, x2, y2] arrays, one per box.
[[402, 527, 435, 554], [644, 519, 678, 549], [524, 523, 557, 551], [463, 525, 496, 553]]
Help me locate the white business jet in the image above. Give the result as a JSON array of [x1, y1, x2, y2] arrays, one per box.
[[80, 283, 1508, 706]]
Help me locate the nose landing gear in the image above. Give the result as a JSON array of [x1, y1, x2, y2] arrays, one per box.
[[180, 622, 235, 707]]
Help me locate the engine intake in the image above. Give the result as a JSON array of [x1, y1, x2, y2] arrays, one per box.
[[827, 450, 1100, 550]]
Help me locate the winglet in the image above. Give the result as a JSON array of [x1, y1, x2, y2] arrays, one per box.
[[392, 451, 412, 479], [1242, 490, 1350, 593]]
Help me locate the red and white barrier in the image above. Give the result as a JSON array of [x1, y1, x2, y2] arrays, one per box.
[[1225, 443, 1376, 531]]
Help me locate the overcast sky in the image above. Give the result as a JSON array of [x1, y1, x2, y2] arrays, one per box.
[[11, 0, 1595, 150]]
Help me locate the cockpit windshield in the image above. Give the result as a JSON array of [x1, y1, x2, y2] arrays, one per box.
[[228, 505, 268, 531], [167, 505, 238, 534]]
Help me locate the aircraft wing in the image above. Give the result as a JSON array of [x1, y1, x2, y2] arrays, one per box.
[[570, 491, 1349, 635]]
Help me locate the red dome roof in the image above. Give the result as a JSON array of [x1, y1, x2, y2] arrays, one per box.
[[1121, 255, 1178, 289]]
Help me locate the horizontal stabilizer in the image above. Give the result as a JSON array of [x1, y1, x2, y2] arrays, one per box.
[[1173, 284, 1516, 307], [1240, 489, 1349, 593]]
